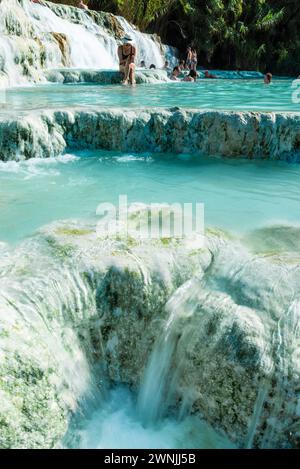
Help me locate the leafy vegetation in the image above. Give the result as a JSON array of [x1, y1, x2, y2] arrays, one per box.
[[53, 0, 300, 75]]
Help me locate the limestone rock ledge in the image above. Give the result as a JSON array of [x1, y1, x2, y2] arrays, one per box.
[[44, 68, 170, 84], [1, 108, 300, 161]]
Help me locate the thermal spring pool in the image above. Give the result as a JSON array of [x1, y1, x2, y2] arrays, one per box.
[[1, 77, 299, 114], [1, 0, 300, 452]]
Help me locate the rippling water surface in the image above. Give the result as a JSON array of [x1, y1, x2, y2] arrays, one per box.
[[0, 150, 300, 243]]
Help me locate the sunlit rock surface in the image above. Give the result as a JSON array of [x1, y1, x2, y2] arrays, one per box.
[[0, 206, 299, 448], [1, 108, 300, 161]]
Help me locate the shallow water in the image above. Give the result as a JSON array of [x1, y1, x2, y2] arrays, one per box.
[[0, 150, 300, 244], [1, 151, 299, 244], [1, 78, 299, 114]]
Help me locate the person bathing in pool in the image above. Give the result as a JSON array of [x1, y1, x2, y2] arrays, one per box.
[[264, 72, 272, 84], [183, 70, 197, 82], [118, 36, 136, 85]]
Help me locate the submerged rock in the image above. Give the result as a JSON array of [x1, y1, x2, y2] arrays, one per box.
[[244, 225, 300, 255], [0, 208, 299, 448]]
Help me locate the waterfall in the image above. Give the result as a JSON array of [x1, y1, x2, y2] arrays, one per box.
[[24, 1, 117, 69], [0, 235, 109, 448], [137, 278, 202, 425], [0, 0, 177, 87], [137, 236, 300, 448], [0, 209, 207, 448]]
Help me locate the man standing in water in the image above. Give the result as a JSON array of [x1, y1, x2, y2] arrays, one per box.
[[118, 36, 136, 85]]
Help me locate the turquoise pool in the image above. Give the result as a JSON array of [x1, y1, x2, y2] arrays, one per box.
[[1, 150, 300, 244], [1, 0, 299, 450], [1, 78, 299, 114]]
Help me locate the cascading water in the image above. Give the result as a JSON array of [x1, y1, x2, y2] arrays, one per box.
[[137, 278, 202, 426], [0, 0, 176, 87], [26, 3, 116, 69], [137, 235, 300, 449]]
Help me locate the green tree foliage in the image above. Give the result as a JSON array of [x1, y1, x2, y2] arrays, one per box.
[[53, 0, 300, 75]]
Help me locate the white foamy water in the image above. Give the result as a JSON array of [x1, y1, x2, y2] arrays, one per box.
[[0, 153, 79, 178], [64, 387, 235, 449], [24, 2, 117, 69]]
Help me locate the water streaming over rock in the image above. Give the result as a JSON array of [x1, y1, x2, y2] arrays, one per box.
[[137, 233, 300, 449], [0, 205, 299, 448]]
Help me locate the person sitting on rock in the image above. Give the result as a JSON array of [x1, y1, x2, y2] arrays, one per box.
[[140, 60, 146, 68], [164, 60, 170, 70], [118, 36, 136, 85], [264, 72, 272, 84], [170, 66, 180, 81], [182, 70, 197, 82]]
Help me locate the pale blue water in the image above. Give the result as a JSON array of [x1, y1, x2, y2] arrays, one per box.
[[1, 78, 299, 113], [0, 150, 299, 244]]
